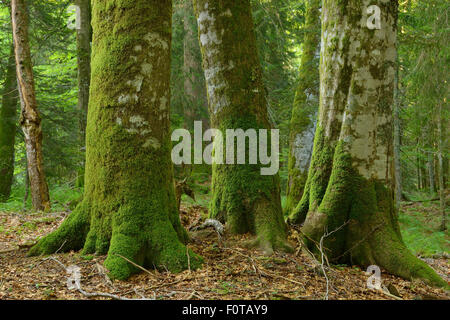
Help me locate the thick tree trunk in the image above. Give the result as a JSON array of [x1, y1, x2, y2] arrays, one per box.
[[75, 0, 92, 188], [295, 0, 447, 287], [183, 0, 208, 130], [29, 0, 202, 280], [285, 0, 320, 218], [0, 45, 18, 202], [11, 0, 50, 211], [193, 0, 291, 253]]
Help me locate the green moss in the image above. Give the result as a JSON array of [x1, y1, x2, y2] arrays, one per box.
[[288, 126, 335, 224], [284, 0, 320, 218], [301, 142, 448, 288], [193, 0, 290, 252], [28, 0, 202, 280], [284, 168, 308, 218], [28, 201, 91, 256]]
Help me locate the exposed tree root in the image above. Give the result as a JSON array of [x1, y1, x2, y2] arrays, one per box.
[[28, 200, 202, 280]]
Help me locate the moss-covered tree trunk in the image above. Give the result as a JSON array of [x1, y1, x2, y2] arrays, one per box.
[[29, 0, 202, 280], [0, 45, 18, 202], [75, 0, 92, 188], [290, 0, 447, 287], [285, 0, 321, 217], [193, 0, 291, 254], [12, 0, 50, 211]]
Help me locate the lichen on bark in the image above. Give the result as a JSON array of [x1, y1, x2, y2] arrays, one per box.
[[12, 0, 50, 211], [29, 0, 202, 280], [193, 0, 292, 254], [292, 0, 448, 288]]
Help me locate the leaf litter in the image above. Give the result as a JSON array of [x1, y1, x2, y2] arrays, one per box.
[[0, 204, 448, 300]]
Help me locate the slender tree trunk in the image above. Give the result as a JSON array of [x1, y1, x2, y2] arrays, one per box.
[[285, 0, 320, 219], [29, 0, 202, 280], [75, 0, 92, 188], [193, 0, 291, 253], [75, 0, 91, 143], [0, 44, 18, 202], [11, 0, 50, 211], [296, 0, 446, 287], [428, 151, 435, 194], [23, 150, 29, 209], [417, 146, 421, 190], [438, 102, 446, 231], [393, 55, 402, 206], [421, 156, 427, 189], [183, 0, 208, 130]]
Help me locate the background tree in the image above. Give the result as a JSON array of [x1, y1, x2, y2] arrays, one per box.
[[74, 0, 90, 142], [291, 0, 447, 287], [29, 0, 202, 280], [0, 43, 18, 202], [284, 0, 320, 217], [74, 0, 91, 187], [193, 0, 292, 253], [397, 0, 448, 230], [11, 0, 50, 211]]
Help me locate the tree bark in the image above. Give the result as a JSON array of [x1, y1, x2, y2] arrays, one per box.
[[74, 0, 92, 188], [11, 0, 50, 211], [29, 0, 202, 280], [75, 0, 91, 143], [0, 44, 18, 202], [285, 0, 320, 218], [293, 0, 447, 288], [393, 55, 402, 206], [193, 0, 291, 253], [183, 0, 208, 130], [438, 102, 446, 231]]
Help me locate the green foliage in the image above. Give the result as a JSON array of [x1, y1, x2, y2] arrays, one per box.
[[399, 200, 449, 257], [0, 184, 83, 213], [398, 0, 449, 192]]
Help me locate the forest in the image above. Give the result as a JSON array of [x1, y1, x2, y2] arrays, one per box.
[[0, 0, 448, 301]]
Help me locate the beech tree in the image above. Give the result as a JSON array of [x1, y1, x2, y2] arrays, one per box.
[[29, 0, 202, 280], [288, 0, 447, 287], [11, 0, 50, 211], [285, 0, 321, 217], [0, 44, 18, 202], [193, 0, 291, 253]]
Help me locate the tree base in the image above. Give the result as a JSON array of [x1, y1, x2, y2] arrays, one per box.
[[243, 236, 293, 255], [28, 200, 202, 280], [300, 176, 449, 289]]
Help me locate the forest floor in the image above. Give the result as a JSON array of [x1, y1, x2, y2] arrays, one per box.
[[0, 201, 448, 300]]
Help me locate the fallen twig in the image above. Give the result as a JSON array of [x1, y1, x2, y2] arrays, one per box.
[[112, 253, 159, 279]]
